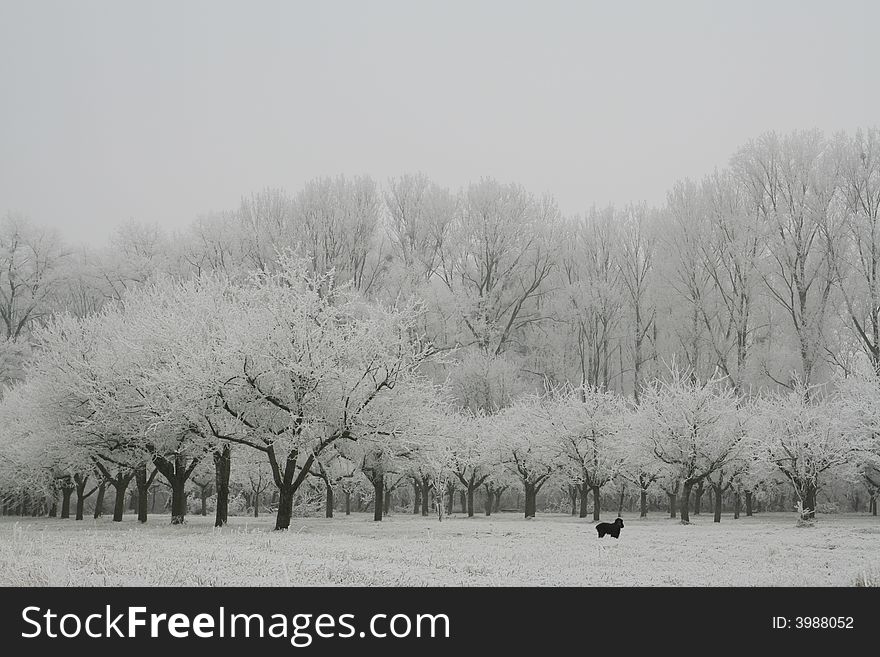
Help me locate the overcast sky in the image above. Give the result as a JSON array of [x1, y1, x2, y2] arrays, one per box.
[[0, 0, 877, 245]]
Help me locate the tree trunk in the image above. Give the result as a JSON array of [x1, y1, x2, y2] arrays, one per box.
[[214, 446, 231, 527], [113, 481, 127, 522], [94, 483, 106, 519], [373, 476, 384, 522], [569, 486, 577, 516], [421, 477, 431, 516], [151, 453, 197, 525], [733, 491, 741, 519], [668, 492, 677, 519], [345, 491, 351, 516], [802, 484, 817, 519], [275, 487, 294, 530], [134, 474, 150, 524], [524, 483, 536, 518], [60, 486, 74, 519], [325, 483, 334, 519], [745, 490, 753, 517], [383, 484, 391, 516], [74, 477, 88, 521], [713, 485, 722, 523], [592, 485, 601, 521], [413, 482, 420, 514], [870, 494, 877, 516], [693, 480, 704, 515], [137, 488, 149, 523], [253, 492, 260, 517], [640, 490, 648, 517], [169, 478, 186, 524], [679, 481, 693, 524], [445, 483, 454, 516], [467, 487, 475, 517], [579, 482, 589, 518], [459, 490, 466, 514], [134, 465, 150, 524]]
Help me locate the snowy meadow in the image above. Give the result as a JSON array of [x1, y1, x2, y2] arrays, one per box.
[[1, 513, 878, 587]]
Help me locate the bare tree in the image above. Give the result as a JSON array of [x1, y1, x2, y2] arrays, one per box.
[[0, 214, 68, 340], [295, 176, 386, 294], [558, 207, 623, 391], [733, 131, 839, 387], [832, 128, 880, 373], [617, 204, 657, 402], [699, 171, 764, 393], [663, 180, 714, 380], [384, 173, 456, 282], [438, 178, 559, 355]]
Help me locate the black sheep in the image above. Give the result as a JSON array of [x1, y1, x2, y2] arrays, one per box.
[[595, 517, 624, 539]]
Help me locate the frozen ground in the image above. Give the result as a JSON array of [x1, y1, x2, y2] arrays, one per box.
[[0, 512, 877, 586]]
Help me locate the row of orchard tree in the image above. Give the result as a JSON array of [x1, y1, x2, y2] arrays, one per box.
[[1, 127, 880, 525], [0, 251, 879, 529]]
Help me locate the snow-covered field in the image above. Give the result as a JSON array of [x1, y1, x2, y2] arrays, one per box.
[[0, 513, 877, 587]]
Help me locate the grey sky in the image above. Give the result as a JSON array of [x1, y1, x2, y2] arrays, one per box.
[[1, 0, 877, 245]]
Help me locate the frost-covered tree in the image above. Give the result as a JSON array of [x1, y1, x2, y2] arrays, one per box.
[[617, 205, 658, 402], [205, 258, 438, 529], [384, 173, 456, 284], [447, 353, 522, 415], [640, 369, 744, 524], [25, 275, 242, 525], [618, 418, 663, 518], [447, 411, 502, 517], [0, 214, 69, 341], [437, 179, 559, 355], [556, 208, 623, 391], [497, 396, 559, 518], [233, 179, 386, 295], [752, 382, 868, 522], [699, 171, 764, 392], [549, 386, 627, 520], [662, 181, 715, 381], [733, 131, 839, 387], [832, 128, 880, 374]]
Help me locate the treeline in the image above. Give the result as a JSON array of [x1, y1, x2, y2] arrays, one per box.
[[1, 128, 879, 527]]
